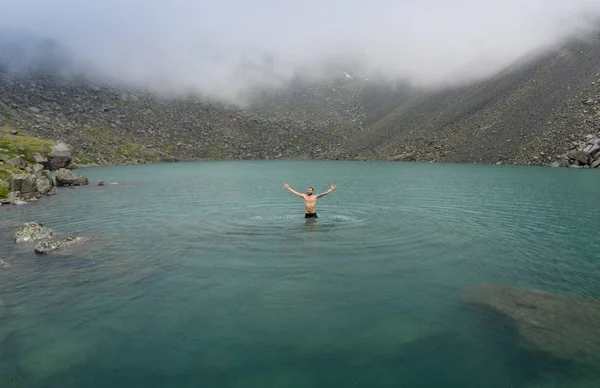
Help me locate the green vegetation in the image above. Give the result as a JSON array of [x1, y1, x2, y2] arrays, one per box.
[[72, 151, 94, 166], [0, 126, 53, 164], [0, 164, 26, 181], [0, 184, 8, 198], [209, 142, 227, 159]]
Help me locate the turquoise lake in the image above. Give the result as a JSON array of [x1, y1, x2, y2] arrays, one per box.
[[1, 160, 600, 387]]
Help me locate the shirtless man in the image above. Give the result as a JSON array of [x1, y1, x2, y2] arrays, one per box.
[[284, 183, 336, 218]]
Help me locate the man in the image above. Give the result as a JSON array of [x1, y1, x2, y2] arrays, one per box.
[[283, 183, 337, 218]]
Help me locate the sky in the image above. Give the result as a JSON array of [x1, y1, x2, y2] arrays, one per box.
[[1, 0, 600, 103]]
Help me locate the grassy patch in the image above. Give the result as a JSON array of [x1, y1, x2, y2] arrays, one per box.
[[72, 152, 94, 165], [0, 164, 26, 180], [116, 143, 135, 158], [0, 183, 8, 198], [0, 128, 54, 164]]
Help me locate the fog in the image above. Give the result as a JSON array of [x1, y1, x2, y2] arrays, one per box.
[[1, 0, 600, 103]]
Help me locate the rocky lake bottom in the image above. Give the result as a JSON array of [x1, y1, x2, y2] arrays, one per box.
[[1, 160, 600, 387]]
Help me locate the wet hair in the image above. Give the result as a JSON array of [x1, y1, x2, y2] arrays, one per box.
[[308, 187, 314, 191]]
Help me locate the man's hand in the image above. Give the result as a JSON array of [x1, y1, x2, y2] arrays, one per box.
[[284, 183, 290, 189], [330, 184, 336, 190]]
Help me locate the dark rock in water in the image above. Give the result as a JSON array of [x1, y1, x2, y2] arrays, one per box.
[[0, 260, 9, 268], [45, 142, 72, 171], [462, 283, 600, 366], [55, 168, 88, 187], [97, 180, 105, 186], [15, 222, 54, 243], [34, 237, 87, 254]]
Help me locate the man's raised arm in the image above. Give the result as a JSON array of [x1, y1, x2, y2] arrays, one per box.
[[284, 183, 304, 198], [316, 184, 337, 198]]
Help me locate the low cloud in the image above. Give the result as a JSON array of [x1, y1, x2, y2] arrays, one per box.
[[1, 0, 600, 103]]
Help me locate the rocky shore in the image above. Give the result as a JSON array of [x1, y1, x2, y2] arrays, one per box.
[[0, 135, 90, 206]]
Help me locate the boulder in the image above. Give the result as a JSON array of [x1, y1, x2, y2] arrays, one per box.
[[39, 170, 52, 182], [8, 174, 37, 197], [583, 143, 600, 155], [33, 153, 48, 164], [45, 142, 72, 171], [462, 283, 600, 366], [15, 222, 54, 243], [35, 175, 54, 196], [34, 237, 87, 254], [97, 180, 105, 186], [592, 159, 600, 169], [55, 168, 88, 187], [568, 150, 590, 165]]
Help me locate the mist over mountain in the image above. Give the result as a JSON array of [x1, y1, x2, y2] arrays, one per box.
[[2, 0, 600, 103]]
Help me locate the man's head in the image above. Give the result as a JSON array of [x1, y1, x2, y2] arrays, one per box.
[[307, 187, 314, 196]]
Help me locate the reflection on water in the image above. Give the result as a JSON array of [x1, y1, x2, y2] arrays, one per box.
[[1, 160, 600, 387]]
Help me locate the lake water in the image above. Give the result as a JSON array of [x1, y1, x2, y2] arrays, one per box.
[[1, 160, 600, 387]]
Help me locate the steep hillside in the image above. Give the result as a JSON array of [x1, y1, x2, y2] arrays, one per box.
[[349, 33, 600, 166]]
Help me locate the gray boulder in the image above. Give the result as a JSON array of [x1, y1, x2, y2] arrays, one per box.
[[45, 142, 72, 171], [15, 222, 54, 243], [55, 168, 88, 187], [8, 174, 38, 198], [568, 150, 590, 165], [463, 283, 600, 366], [34, 237, 88, 254], [33, 153, 48, 165], [35, 175, 54, 196]]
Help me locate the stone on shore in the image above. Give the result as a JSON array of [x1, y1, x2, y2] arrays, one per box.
[[55, 168, 89, 187], [15, 222, 54, 243], [34, 237, 88, 254], [45, 142, 73, 171], [8, 173, 38, 199], [462, 283, 600, 366], [35, 174, 55, 196]]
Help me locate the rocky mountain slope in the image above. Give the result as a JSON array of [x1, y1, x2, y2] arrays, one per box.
[[1, 31, 600, 169]]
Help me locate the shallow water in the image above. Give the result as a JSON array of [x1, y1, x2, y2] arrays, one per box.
[[1, 160, 600, 387]]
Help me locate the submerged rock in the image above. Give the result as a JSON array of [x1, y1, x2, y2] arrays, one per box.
[[55, 168, 88, 187], [34, 237, 88, 254], [462, 283, 600, 366], [15, 222, 54, 243]]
